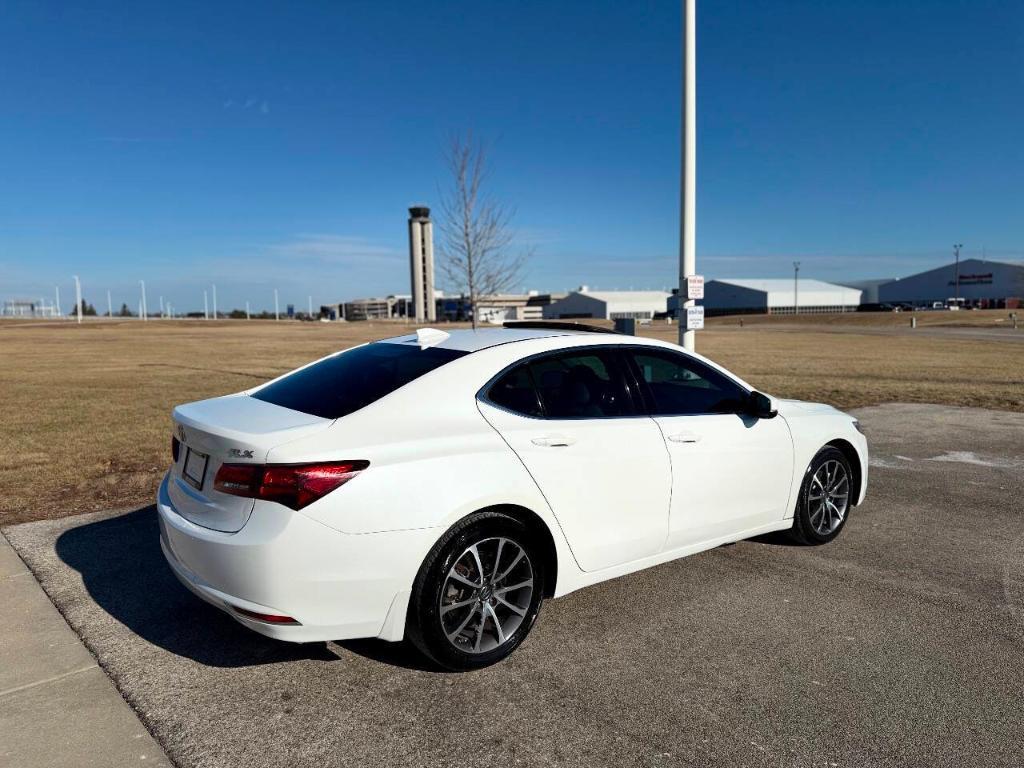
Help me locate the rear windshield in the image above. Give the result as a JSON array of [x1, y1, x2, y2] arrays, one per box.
[[251, 341, 468, 419]]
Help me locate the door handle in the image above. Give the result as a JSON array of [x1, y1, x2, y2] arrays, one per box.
[[667, 432, 701, 443], [531, 435, 576, 447]]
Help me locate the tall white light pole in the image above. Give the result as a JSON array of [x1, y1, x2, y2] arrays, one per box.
[[106, 290, 112, 318], [212, 284, 218, 319], [204, 290, 209, 320], [678, 0, 697, 351], [953, 243, 963, 306], [274, 289, 279, 321], [245, 300, 250, 320], [73, 275, 82, 324], [308, 295, 313, 319], [140, 280, 148, 321], [55, 286, 62, 318], [793, 261, 801, 315]]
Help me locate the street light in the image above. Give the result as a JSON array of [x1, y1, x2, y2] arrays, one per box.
[[73, 275, 82, 324], [140, 281, 148, 321], [678, 0, 697, 351], [953, 243, 963, 307], [793, 261, 801, 315]]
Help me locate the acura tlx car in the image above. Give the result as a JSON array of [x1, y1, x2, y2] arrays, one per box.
[[158, 322, 868, 670]]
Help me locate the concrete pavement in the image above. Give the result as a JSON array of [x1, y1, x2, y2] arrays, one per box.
[[0, 530, 170, 767]]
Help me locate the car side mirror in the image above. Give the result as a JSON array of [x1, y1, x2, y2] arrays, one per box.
[[747, 391, 777, 419]]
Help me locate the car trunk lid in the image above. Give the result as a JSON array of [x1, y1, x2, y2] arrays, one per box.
[[169, 395, 331, 532]]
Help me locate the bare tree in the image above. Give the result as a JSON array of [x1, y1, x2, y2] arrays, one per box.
[[437, 133, 530, 329]]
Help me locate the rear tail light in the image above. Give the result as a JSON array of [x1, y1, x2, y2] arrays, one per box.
[[213, 461, 369, 510], [171, 436, 180, 463]]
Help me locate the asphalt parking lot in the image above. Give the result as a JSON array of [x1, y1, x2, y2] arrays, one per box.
[[6, 403, 1024, 768]]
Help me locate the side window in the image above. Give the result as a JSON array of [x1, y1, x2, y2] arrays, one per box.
[[487, 364, 543, 417], [630, 350, 748, 416], [528, 351, 630, 418]]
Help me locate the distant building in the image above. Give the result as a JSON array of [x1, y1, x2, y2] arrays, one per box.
[[878, 258, 1024, 308], [439, 292, 566, 323], [689, 279, 862, 316], [2, 299, 60, 318], [543, 288, 671, 321], [835, 278, 896, 304]]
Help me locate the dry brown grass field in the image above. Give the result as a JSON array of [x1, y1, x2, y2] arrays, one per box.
[[2, 313, 1021, 526]]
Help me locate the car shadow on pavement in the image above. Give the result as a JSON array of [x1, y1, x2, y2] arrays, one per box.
[[336, 638, 447, 672], [747, 531, 802, 546], [55, 506, 341, 668]]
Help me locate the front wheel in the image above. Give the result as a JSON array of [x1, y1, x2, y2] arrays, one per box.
[[789, 447, 853, 545], [406, 512, 544, 671]]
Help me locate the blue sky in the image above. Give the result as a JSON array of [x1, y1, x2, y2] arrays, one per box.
[[2, 0, 1021, 312]]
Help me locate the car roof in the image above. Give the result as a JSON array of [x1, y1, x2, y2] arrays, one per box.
[[378, 326, 624, 353]]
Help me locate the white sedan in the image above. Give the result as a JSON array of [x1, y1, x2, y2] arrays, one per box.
[[158, 323, 868, 670]]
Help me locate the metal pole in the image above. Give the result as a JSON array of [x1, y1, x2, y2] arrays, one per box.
[[793, 261, 801, 315], [678, 0, 697, 351], [245, 300, 250, 320], [953, 243, 962, 306], [212, 284, 218, 319], [140, 280, 148, 321], [73, 275, 82, 324], [55, 286, 61, 318], [107, 290, 112, 318], [274, 289, 279, 321], [204, 291, 208, 320], [308, 295, 313, 319]]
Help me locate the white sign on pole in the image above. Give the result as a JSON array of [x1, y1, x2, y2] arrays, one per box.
[[685, 305, 705, 331], [685, 274, 704, 300]]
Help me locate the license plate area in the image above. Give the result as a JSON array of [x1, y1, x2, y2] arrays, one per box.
[[183, 448, 209, 490]]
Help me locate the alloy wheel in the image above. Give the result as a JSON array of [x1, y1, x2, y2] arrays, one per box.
[[440, 537, 534, 654], [808, 459, 850, 536]]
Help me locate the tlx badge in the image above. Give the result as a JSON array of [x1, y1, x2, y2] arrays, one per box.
[[229, 448, 255, 459]]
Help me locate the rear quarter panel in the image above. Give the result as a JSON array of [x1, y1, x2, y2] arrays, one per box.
[[265, 342, 584, 585]]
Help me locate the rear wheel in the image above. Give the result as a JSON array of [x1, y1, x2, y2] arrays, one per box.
[[790, 447, 853, 545], [406, 512, 544, 671]]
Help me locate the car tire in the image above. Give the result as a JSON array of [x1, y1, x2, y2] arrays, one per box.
[[789, 446, 853, 546], [406, 511, 545, 671]]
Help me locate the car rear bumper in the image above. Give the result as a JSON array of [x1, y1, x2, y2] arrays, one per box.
[[156, 472, 435, 643]]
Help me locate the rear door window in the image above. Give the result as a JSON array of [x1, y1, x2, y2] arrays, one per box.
[[487, 364, 544, 417], [529, 350, 631, 418], [252, 342, 468, 419]]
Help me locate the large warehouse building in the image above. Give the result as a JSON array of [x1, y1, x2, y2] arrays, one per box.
[[692, 279, 862, 316], [543, 288, 671, 320], [878, 258, 1024, 307]]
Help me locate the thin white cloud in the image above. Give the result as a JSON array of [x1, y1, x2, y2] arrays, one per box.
[[265, 234, 403, 266], [223, 97, 271, 115]]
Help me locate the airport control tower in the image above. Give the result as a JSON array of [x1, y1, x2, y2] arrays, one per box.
[[407, 206, 436, 323]]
